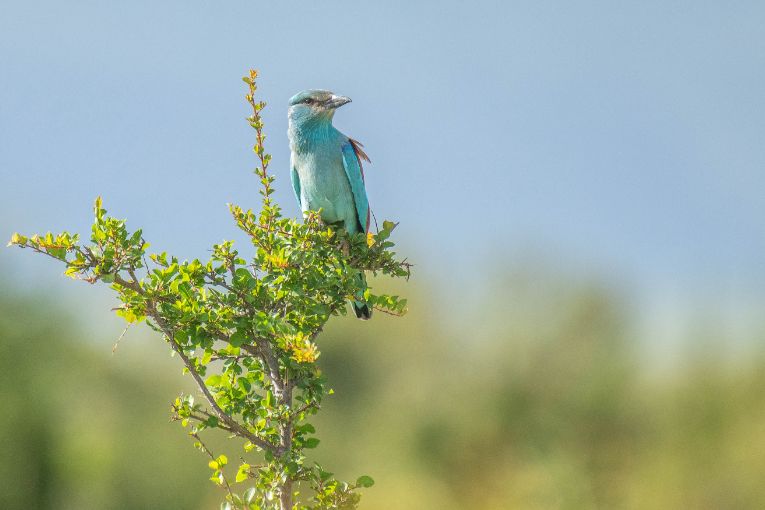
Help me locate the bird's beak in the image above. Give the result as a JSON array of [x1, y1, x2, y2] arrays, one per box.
[[326, 95, 351, 109]]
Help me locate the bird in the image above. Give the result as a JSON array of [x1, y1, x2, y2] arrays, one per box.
[[287, 89, 373, 319]]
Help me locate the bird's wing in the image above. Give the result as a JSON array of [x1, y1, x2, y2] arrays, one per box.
[[341, 139, 371, 233], [290, 165, 302, 210]]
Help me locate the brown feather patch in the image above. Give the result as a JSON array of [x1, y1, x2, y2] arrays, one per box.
[[349, 138, 371, 164]]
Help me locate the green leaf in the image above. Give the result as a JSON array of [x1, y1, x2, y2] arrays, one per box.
[[299, 423, 316, 434], [238, 377, 252, 392], [356, 475, 375, 488], [205, 374, 223, 386], [318, 465, 333, 482], [303, 437, 320, 449], [229, 330, 247, 348], [234, 267, 255, 289]]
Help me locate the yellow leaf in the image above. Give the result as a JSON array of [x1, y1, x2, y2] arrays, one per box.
[[7, 232, 24, 247], [236, 463, 251, 483]]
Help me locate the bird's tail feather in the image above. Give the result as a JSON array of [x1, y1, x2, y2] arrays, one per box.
[[352, 271, 372, 320]]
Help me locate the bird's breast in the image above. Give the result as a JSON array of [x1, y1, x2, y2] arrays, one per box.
[[293, 150, 353, 224]]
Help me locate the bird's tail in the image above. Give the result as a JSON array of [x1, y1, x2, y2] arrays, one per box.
[[352, 271, 372, 320]]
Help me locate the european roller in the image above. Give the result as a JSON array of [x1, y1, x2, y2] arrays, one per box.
[[287, 89, 373, 319]]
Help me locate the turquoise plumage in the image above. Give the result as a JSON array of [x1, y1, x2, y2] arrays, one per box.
[[287, 89, 372, 319]]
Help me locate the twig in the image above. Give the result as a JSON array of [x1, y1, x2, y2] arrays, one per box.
[[112, 323, 131, 353], [190, 432, 235, 500]]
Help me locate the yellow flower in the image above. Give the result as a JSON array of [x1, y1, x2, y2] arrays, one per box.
[[291, 343, 319, 363], [267, 251, 289, 268], [286, 333, 320, 363]]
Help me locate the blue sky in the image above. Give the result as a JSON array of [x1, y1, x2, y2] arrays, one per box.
[[2, 1, 764, 335]]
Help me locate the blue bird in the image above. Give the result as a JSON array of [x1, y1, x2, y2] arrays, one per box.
[[287, 89, 373, 319]]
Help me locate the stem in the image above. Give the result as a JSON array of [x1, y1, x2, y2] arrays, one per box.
[[279, 478, 293, 510], [278, 372, 294, 510]]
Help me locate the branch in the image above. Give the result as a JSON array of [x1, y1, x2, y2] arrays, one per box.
[[113, 274, 143, 293], [242, 343, 284, 397], [114, 271, 280, 455], [167, 326, 280, 454], [289, 400, 320, 422]]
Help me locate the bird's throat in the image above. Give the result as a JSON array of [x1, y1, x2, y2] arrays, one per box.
[[288, 116, 336, 151]]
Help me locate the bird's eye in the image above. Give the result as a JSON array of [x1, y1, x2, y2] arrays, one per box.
[[303, 98, 313, 104]]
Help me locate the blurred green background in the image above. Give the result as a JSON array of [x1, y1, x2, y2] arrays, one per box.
[[2, 263, 764, 510]]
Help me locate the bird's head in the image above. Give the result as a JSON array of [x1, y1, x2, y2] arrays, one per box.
[[288, 89, 351, 127]]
